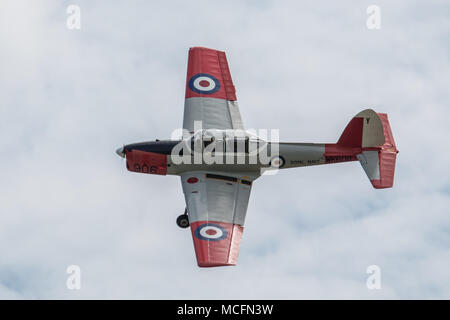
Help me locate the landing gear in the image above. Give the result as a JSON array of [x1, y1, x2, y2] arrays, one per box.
[[176, 208, 189, 228]]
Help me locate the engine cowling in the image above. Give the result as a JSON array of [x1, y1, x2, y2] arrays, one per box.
[[125, 149, 167, 175]]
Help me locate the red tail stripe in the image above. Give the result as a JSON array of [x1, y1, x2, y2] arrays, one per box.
[[337, 117, 363, 147], [190, 221, 243, 267]]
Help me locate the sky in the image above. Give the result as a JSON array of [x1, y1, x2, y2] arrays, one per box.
[[0, 0, 450, 299]]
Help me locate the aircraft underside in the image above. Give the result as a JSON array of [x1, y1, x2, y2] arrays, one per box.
[[116, 47, 398, 267]]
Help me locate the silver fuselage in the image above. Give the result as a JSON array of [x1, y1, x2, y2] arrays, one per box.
[[166, 142, 330, 176]]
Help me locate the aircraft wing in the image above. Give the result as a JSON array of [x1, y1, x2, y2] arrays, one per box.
[[180, 171, 256, 267], [182, 47, 244, 134]]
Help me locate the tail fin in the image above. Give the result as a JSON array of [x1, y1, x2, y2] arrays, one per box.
[[338, 109, 399, 189]]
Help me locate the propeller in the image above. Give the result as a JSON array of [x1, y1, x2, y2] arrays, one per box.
[[115, 145, 125, 158]]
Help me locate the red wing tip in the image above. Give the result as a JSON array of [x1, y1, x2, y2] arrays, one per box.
[[189, 46, 223, 53], [373, 185, 393, 189], [198, 262, 236, 268]]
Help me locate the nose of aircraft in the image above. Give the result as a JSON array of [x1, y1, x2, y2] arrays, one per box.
[[115, 146, 125, 158]]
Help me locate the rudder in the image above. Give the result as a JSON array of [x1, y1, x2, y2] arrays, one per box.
[[337, 109, 399, 189]]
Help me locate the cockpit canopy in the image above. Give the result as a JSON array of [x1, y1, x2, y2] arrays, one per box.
[[185, 129, 267, 154]]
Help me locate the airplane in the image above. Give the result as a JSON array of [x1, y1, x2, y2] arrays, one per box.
[[115, 47, 399, 267]]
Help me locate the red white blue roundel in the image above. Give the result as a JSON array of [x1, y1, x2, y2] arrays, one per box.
[[188, 73, 220, 94], [194, 223, 228, 241], [270, 155, 285, 168]]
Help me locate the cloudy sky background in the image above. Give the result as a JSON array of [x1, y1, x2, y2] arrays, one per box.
[[1, 0, 449, 299]]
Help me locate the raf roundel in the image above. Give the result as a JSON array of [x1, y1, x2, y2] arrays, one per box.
[[188, 73, 220, 95], [194, 223, 228, 241], [270, 156, 286, 168]]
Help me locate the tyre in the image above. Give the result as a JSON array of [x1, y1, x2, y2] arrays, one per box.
[[176, 214, 190, 228]]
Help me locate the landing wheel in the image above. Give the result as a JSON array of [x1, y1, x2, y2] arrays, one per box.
[[176, 210, 189, 229]]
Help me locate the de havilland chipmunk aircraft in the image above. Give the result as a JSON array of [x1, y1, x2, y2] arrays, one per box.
[[116, 47, 398, 267]]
